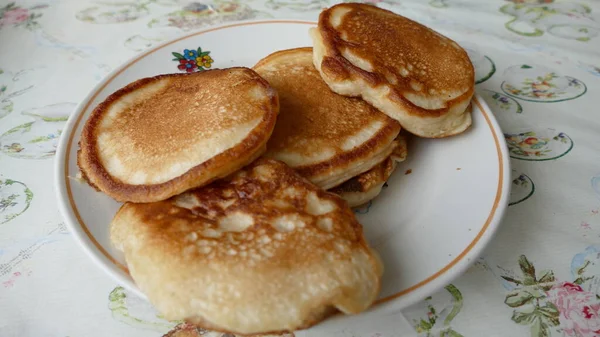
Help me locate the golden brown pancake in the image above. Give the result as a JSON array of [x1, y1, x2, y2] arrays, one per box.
[[330, 133, 408, 207], [254, 47, 401, 189], [329, 157, 396, 208], [78, 68, 279, 203], [111, 158, 383, 335], [311, 3, 474, 138]]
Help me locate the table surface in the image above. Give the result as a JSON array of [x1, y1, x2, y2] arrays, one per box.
[[1, 0, 599, 336]]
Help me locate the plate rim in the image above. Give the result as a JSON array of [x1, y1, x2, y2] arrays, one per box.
[[54, 19, 511, 313]]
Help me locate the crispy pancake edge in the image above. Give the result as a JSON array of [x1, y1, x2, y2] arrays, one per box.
[[254, 48, 401, 188], [78, 68, 279, 203], [110, 158, 383, 335], [314, 4, 474, 138]]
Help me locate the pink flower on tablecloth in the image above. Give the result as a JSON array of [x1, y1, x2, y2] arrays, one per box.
[[0, 8, 29, 25], [546, 282, 600, 337]]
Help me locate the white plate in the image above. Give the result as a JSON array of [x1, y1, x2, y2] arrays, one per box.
[[55, 20, 510, 330]]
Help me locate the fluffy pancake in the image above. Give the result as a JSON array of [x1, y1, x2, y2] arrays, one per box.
[[311, 3, 475, 138], [330, 133, 408, 207], [78, 68, 278, 203], [254, 48, 401, 189], [111, 158, 382, 335]]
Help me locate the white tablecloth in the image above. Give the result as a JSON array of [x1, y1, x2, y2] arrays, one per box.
[[1, 1, 600, 336]]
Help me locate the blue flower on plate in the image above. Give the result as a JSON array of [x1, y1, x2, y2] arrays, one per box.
[[183, 49, 197, 60]]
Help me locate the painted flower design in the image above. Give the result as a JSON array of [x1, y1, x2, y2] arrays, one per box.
[[0, 3, 46, 30], [482, 90, 523, 115], [0, 178, 33, 224], [173, 47, 212, 72], [196, 55, 213, 69], [546, 282, 600, 337], [183, 49, 197, 60], [502, 65, 587, 102], [148, 2, 270, 31], [1, 7, 28, 25], [500, 2, 598, 41], [505, 129, 573, 161], [509, 170, 535, 206], [505, 72, 560, 99], [0, 103, 71, 159], [506, 132, 550, 157], [177, 59, 197, 73], [408, 285, 464, 336]]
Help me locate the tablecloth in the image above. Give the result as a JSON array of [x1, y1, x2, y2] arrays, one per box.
[[1, 0, 599, 336]]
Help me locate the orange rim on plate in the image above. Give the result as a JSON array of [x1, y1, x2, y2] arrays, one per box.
[[63, 20, 505, 307]]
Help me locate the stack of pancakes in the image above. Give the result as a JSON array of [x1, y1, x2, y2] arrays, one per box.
[[77, 3, 474, 335]]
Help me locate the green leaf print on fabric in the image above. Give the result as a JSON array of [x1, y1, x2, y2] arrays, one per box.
[[502, 255, 561, 337], [499, 2, 598, 41], [0, 178, 33, 224], [108, 286, 178, 332], [411, 284, 464, 337]]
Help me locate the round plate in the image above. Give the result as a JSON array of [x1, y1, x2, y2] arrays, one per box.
[[55, 20, 510, 328]]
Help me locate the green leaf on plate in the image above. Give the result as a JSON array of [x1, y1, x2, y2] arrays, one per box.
[[521, 65, 533, 69], [172, 52, 184, 59]]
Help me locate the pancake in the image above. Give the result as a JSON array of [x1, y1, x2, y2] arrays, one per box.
[[253, 48, 401, 189], [311, 3, 475, 138], [111, 158, 382, 335], [78, 68, 279, 203], [329, 157, 396, 208], [329, 133, 408, 207]]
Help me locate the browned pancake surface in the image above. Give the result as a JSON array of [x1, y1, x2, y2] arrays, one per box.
[[111, 158, 382, 335], [78, 68, 278, 202]]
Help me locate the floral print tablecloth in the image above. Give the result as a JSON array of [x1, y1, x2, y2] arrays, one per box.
[[1, 0, 599, 336]]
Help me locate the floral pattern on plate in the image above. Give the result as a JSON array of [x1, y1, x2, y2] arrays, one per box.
[[501, 252, 600, 337], [148, 2, 272, 31], [403, 284, 464, 336], [172, 47, 214, 72], [499, 2, 599, 41], [0, 178, 33, 225], [501, 65, 587, 102], [505, 128, 573, 161], [481, 89, 523, 114], [76, 1, 150, 24], [463, 46, 496, 84], [0, 103, 73, 159], [0, 3, 47, 30], [510, 169, 534, 206]]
